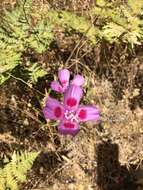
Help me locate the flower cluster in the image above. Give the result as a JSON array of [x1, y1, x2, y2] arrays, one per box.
[[42, 69, 100, 136]]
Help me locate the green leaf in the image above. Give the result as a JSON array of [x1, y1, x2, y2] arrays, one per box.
[[28, 63, 47, 83], [0, 151, 39, 190]]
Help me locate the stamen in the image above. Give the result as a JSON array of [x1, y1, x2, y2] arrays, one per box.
[[64, 110, 79, 122]]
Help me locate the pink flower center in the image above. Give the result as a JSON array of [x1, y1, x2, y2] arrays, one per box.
[[54, 107, 62, 118], [78, 109, 87, 120], [64, 122, 75, 128], [61, 80, 67, 85], [66, 97, 77, 107]]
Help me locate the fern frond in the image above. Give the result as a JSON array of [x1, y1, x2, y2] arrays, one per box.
[[0, 47, 22, 74], [60, 11, 99, 44], [6, 173, 18, 190], [11, 151, 38, 182], [103, 22, 126, 42], [28, 63, 47, 83], [0, 151, 38, 190], [91, 0, 143, 46], [0, 169, 5, 190], [28, 19, 54, 53], [47, 10, 100, 44], [128, 0, 143, 15], [0, 73, 10, 85]]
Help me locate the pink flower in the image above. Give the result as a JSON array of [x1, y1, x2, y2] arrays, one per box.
[[43, 85, 100, 136], [51, 69, 84, 93]]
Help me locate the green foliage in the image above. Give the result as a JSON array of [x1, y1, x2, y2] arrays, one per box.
[[0, 0, 32, 47], [1, 0, 143, 85], [128, 0, 143, 15], [0, 0, 54, 85], [0, 43, 22, 73], [57, 11, 99, 44], [28, 62, 47, 83], [0, 42, 22, 85], [0, 73, 10, 85], [46, 10, 99, 44], [28, 19, 54, 53], [0, 151, 38, 190], [91, 0, 143, 47]]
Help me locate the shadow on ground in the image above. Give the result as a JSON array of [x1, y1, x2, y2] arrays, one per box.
[[96, 140, 138, 190]]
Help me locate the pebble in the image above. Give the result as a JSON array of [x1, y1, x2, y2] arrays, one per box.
[[23, 118, 29, 126]]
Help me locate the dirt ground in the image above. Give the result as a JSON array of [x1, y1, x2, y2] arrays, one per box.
[[0, 1, 143, 190]]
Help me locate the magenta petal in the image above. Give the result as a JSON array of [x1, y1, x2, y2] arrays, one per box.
[[64, 84, 83, 111], [58, 120, 79, 136], [42, 107, 55, 120], [58, 69, 70, 88], [43, 97, 64, 120], [51, 81, 63, 93], [76, 106, 100, 122], [72, 74, 84, 86]]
